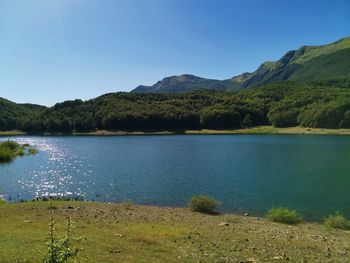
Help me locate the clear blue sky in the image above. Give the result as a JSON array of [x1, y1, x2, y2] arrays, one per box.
[[1, 0, 349, 106]]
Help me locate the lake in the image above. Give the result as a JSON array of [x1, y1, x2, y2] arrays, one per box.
[[1, 135, 350, 220]]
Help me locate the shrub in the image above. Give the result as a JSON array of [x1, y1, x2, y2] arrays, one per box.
[[0, 140, 38, 163], [266, 207, 303, 224], [189, 195, 219, 214], [28, 147, 39, 155], [324, 212, 350, 230], [43, 201, 81, 263]]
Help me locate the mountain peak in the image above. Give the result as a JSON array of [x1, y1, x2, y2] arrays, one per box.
[[132, 74, 238, 93], [132, 36, 350, 93]]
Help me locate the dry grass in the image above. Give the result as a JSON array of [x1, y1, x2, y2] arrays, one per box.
[[185, 126, 350, 135], [0, 201, 349, 262]]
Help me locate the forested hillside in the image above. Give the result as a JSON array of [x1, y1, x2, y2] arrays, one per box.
[[1, 79, 350, 133], [0, 98, 45, 131]]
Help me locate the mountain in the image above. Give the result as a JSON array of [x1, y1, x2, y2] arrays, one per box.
[[132, 74, 239, 93], [233, 36, 350, 87], [131, 36, 350, 93]]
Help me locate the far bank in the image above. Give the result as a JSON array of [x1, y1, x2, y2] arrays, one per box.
[[3, 126, 350, 136]]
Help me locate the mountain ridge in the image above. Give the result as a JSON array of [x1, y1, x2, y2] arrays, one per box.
[[131, 36, 350, 93]]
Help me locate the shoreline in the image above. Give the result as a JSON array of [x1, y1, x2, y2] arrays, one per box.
[[3, 126, 350, 136], [0, 200, 349, 262]]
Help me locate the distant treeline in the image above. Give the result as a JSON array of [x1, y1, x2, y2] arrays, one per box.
[[2, 80, 350, 132]]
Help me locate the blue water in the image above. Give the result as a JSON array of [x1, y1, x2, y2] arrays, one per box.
[[1, 135, 350, 220]]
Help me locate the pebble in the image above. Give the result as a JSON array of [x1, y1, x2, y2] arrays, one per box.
[[273, 255, 283, 260]]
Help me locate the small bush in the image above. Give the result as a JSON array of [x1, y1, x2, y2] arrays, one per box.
[[43, 201, 81, 263], [324, 212, 350, 230], [266, 207, 303, 224], [28, 147, 39, 155], [0, 140, 38, 163], [189, 195, 219, 214]]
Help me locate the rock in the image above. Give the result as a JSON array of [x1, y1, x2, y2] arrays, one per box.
[[244, 213, 249, 216], [246, 258, 258, 263], [109, 249, 121, 254], [273, 256, 283, 260], [337, 250, 347, 255]]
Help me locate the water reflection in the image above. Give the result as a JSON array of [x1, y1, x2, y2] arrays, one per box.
[[0, 137, 87, 200]]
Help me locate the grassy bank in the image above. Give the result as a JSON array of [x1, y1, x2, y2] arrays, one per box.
[[0, 130, 26, 136], [185, 126, 350, 135], [3, 126, 350, 137], [66, 126, 350, 136], [0, 201, 349, 262]]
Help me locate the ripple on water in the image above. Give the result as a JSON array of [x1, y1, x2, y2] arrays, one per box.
[[0, 137, 89, 200]]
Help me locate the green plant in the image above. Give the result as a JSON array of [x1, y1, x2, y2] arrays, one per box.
[[189, 195, 219, 214], [28, 147, 39, 155], [324, 212, 350, 230], [43, 201, 81, 263], [266, 207, 303, 224], [0, 140, 38, 163]]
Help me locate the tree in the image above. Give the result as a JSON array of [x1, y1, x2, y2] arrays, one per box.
[[242, 114, 253, 127]]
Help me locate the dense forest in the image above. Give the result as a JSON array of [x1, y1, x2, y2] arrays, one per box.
[[2, 79, 350, 133]]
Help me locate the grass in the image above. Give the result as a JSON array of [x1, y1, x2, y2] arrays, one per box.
[[0, 130, 26, 136], [27, 147, 39, 155], [0, 201, 349, 262], [185, 126, 350, 135], [266, 207, 303, 225], [0, 140, 24, 162], [292, 36, 350, 64], [0, 140, 38, 163], [3, 126, 350, 137], [324, 212, 350, 230]]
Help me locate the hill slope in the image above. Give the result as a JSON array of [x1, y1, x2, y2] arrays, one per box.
[[233, 37, 350, 87], [132, 37, 350, 93], [3, 80, 350, 133], [0, 98, 45, 131]]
